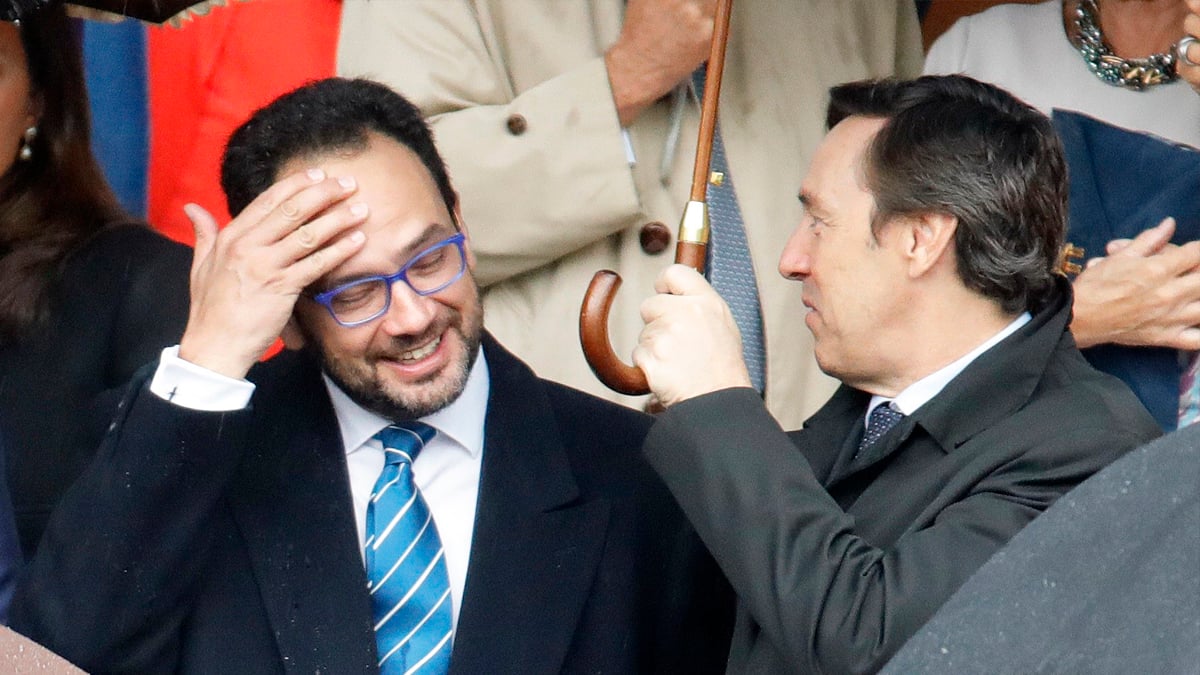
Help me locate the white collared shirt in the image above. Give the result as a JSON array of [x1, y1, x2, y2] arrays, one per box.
[[148, 347, 489, 629], [865, 312, 1032, 426], [326, 354, 487, 628]]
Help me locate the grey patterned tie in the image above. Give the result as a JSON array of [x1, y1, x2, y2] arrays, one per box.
[[857, 403, 905, 457], [692, 69, 766, 392]]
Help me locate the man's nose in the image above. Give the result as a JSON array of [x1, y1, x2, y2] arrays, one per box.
[[378, 281, 438, 335], [778, 226, 813, 281]]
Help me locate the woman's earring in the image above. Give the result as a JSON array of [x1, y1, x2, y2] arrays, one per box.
[[19, 126, 37, 161]]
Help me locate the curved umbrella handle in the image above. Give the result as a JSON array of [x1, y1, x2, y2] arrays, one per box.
[[580, 270, 648, 395], [580, 237, 708, 396], [579, 0, 733, 396]]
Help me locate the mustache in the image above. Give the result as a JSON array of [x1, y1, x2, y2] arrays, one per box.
[[370, 320, 455, 358]]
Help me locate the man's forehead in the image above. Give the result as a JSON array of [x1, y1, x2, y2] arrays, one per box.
[[823, 116, 885, 168], [275, 132, 429, 184], [298, 139, 453, 276], [277, 143, 364, 179], [801, 116, 885, 197]]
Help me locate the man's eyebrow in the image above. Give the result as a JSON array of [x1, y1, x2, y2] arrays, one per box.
[[399, 222, 455, 258], [798, 191, 823, 214]]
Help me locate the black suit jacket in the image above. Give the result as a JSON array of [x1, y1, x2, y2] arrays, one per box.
[[881, 424, 1200, 674], [10, 335, 732, 673], [643, 280, 1161, 674]]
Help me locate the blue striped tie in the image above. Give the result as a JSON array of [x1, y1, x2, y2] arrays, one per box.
[[368, 423, 453, 674], [692, 69, 767, 392]]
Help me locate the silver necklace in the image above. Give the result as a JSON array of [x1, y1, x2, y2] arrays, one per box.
[[1074, 0, 1179, 90]]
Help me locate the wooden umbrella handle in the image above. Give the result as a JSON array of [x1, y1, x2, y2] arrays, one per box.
[[579, 0, 734, 396], [579, 271, 648, 395]]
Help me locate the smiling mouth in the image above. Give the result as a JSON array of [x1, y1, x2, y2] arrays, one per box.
[[401, 335, 442, 362]]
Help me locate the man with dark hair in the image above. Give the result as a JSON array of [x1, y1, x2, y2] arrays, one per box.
[[631, 74, 1160, 673], [825, 75, 1067, 315], [9, 78, 731, 674]]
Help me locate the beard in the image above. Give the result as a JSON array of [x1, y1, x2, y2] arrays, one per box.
[[302, 283, 485, 421]]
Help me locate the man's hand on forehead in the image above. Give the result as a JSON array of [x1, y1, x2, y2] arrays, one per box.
[[177, 168, 370, 379]]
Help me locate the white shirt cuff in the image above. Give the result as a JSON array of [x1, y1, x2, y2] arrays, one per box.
[[148, 345, 256, 411]]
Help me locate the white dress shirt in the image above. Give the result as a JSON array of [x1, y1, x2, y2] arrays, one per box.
[[148, 346, 489, 629], [865, 313, 1032, 425], [326, 356, 487, 629]]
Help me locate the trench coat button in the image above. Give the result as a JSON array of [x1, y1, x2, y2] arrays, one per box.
[[639, 221, 672, 255], [505, 113, 528, 135]]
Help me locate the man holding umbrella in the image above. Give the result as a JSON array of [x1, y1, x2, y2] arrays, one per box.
[[632, 74, 1160, 673]]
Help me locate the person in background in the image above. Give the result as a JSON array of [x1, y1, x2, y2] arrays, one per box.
[[337, 0, 924, 427], [1180, 0, 1200, 91], [0, 3, 190, 556], [1175, 0, 1200, 427], [629, 75, 1161, 673], [924, 0, 1200, 430]]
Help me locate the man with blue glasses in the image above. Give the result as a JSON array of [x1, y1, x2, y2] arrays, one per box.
[[10, 78, 732, 674]]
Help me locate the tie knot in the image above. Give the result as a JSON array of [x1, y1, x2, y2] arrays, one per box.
[[859, 403, 905, 453], [376, 422, 437, 466]]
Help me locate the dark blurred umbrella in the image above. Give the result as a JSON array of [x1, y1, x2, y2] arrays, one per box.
[[882, 424, 1200, 674], [1053, 109, 1200, 430], [68, 0, 233, 24], [1, 0, 49, 21], [4, 0, 235, 25]]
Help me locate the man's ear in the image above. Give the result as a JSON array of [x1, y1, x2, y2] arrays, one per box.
[[904, 212, 958, 278], [280, 316, 307, 351]]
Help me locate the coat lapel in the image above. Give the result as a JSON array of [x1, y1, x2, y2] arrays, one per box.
[[829, 416, 918, 485], [227, 353, 378, 674], [449, 338, 610, 675], [797, 386, 870, 485]]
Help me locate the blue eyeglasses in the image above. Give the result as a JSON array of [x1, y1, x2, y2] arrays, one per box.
[[311, 233, 467, 327]]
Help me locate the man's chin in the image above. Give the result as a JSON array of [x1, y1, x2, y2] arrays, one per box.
[[812, 348, 840, 380], [338, 374, 466, 422], [306, 313, 483, 422], [321, 339, 479, 422]]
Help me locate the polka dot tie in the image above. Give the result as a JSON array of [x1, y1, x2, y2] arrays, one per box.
[[858, 403, 905, 456]]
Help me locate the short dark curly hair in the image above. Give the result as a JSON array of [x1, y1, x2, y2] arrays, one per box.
[[220, 77, 456, 219], [827, 75, 1067, 314]]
